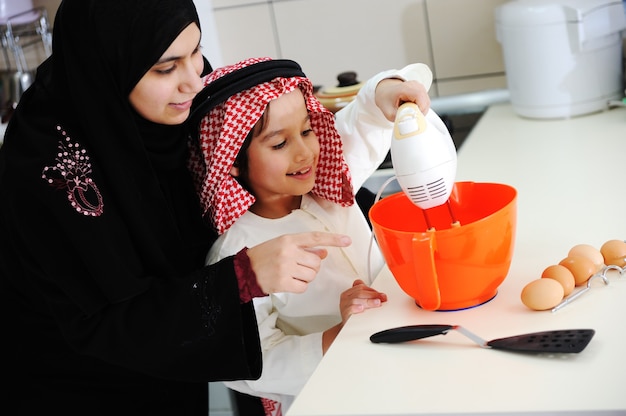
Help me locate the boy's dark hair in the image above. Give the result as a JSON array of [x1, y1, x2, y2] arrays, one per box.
[[232, 103, 271, 187]]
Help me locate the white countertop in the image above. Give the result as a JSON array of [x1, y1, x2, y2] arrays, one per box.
[[286, 104, 626, 416]]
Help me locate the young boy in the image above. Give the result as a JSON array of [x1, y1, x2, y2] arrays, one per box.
[[188, 57, 432, 415]]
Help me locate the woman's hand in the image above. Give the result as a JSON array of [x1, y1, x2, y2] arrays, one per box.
[[246, 232, 352, 294], [322, 279, 387, 353], [374, 78, 431, 122]]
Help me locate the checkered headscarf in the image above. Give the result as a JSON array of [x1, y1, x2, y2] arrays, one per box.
[[188, 57, 353, 234]]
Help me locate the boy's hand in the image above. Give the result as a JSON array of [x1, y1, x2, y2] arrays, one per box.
[[375, 78, 430, 121], [338, 279, 388, 323]]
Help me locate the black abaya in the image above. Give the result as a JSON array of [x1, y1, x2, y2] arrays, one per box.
[[0, 0, 262, 414]]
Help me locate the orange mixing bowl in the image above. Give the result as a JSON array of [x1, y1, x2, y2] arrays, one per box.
[[369, 181, 517, 311]]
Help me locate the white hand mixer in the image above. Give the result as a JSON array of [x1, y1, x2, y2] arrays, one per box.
[[367, 102, 460, 280], [390, 102, 459, 229]]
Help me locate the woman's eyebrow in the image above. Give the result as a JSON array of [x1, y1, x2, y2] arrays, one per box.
[[155, 40, 201, 64]]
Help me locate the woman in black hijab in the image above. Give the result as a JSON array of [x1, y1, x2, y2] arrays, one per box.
[[0, 0, 351, 414]]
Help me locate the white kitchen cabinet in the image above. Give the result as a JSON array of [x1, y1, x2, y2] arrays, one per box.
[[273, 0, 431, 89], [212, 0, 509, 96], [25, 0, 513, 98], [425, 0, 508, 95], [213, 3, 279, 65], [212, 0, 262, 7]]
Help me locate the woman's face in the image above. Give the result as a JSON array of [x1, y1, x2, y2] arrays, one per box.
[[232, 88, 320, 217], [129, 23, 204, 125]]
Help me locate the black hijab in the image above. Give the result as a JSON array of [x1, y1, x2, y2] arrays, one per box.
[[0, 0, 212, 312]]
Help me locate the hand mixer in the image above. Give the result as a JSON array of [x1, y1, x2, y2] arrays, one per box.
[[390, 102, 459, 229], [366, 102, 460, 281]]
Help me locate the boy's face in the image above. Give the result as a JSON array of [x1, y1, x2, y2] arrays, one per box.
[[232, 88, 320, 216]]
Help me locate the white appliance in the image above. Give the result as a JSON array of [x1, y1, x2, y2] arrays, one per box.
[[390, 103, 457, 210], [496, 0, 626, 119]]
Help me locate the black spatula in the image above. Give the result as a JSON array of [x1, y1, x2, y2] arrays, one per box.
[[370, 324, 595, 353]]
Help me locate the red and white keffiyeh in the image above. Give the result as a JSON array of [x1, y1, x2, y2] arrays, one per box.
[[188, 57, 353, 235]]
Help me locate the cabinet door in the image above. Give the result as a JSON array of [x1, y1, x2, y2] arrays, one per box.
[[426, 0, 507, 94], [273, 0, 431, 89], [213, 3, 278, 66]]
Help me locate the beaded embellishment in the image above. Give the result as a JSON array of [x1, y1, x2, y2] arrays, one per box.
[[41, 125, 104, 216]]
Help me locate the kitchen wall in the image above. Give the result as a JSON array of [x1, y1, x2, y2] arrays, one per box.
[[209, 0, 509, 97], [22, 0, 509, 98], [17, 0, 626, 100]]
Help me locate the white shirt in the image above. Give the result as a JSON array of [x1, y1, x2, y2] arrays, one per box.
[[206, 63, 433, 412]]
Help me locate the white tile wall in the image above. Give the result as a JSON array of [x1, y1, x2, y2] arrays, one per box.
[[425, 0, 508, 95], [210, 0, 509, 96], [426, 0, 507, 78], [30, 0, 510, 96], [212, 3, 279, 63], [273, 0, 431, 89], [212, 0, 432, 90]]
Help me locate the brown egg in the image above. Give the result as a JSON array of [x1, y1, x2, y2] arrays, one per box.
[[558, 255, 596, 286], [541, 264, 575, 296], [600, 240, 626, 267], [521, 278, 564, 311], [568, 244, 604, 272]]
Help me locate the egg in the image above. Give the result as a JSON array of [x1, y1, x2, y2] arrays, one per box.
[[600, 239, 626, 267], [559, 255, 596, 286], [521, 278, 564, 311], [541, 264, 575, 296], [568, 244, 604, 272]]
